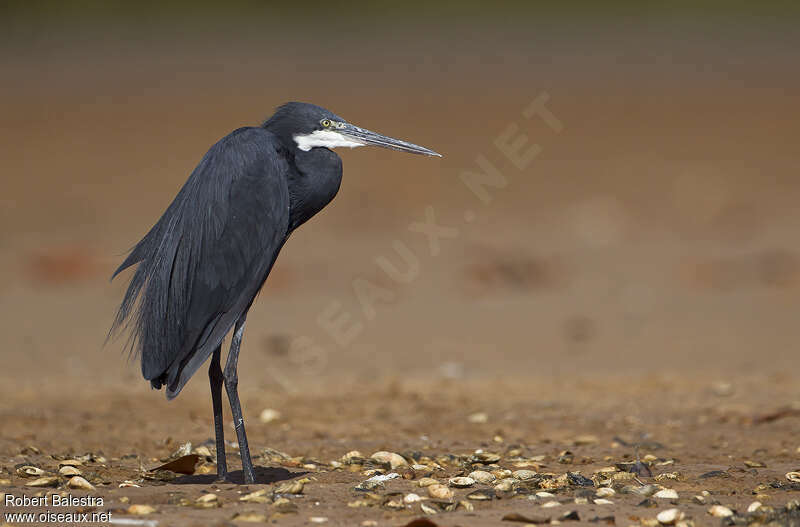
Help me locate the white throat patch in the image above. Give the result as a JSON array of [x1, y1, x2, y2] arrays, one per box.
[[293, 130, 366, 152]]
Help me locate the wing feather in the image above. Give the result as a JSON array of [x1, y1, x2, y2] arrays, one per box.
[[111, 127, 290, 398]]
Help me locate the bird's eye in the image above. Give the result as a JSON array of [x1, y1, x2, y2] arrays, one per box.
[[321, 119, 332, 128]]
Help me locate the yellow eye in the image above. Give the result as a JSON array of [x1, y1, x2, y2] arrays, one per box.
[[321, 119, 332, 128]]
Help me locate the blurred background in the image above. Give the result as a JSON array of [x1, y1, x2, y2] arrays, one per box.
[[1, 1, 799, 404]]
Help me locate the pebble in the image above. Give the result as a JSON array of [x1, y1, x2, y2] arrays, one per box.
[[404, 493, 422, 504], [656, 508, 684, 524], [468, 470, 496, 484], [421, 502, 438, 515], [472, 451, 501, 463], [67, 476, 94, 490], [596, 487, 616, 498], [654, 489, 679, 500], [427, 484, 454, 500], [16, 466, 45, 477], [370, 451, 408, 469], [536, 491, 556, 498], [747, 501, 763, 513], [58, 459, 83, 468], [594, 498, 614, 505], [309, 517, 328, 523], [240, 489, 270, 503], [418, 477, 438, 487], [787, 472, 800, 483], [494, 479, 515, 492], [25, 476, 58, 488], [541, 500, 561, 508], [341, 450, 364, 463], [232, 512, 268, 522], [468, 412, 488, 423], [259, 408, 281, 423], [448, 477, 475, 488], [274, 479, 307, 494], [361, 522, 378, 527], [512, 469, 537, 481], [59, 466, 82, 477], [127, 505, 156, 515], [708, 505, 734, 517]]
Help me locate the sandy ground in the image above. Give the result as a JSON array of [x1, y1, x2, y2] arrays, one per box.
[[1, 16, 800, 526]]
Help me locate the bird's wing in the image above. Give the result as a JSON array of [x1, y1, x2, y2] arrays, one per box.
[[111, 127, 291, 398]]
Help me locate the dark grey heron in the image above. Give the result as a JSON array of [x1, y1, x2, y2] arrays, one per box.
[[111, 102, 440, 483]]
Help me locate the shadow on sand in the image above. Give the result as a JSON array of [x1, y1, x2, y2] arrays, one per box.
[[173, 466, 306, 485]]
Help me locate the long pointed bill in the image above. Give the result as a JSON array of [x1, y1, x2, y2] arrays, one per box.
[[340, 123, 442, 157]]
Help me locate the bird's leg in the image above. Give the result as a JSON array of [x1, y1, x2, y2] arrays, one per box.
[[223, 314, 256, 484], [208, 345, 228, 481]]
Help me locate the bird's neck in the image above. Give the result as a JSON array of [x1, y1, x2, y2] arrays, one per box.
[[287, 148, 343, 231]]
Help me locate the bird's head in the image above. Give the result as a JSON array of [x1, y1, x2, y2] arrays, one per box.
[[263, 102, 441, 157]]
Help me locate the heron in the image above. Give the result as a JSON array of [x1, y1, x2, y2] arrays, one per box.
[[110, 102, 440, 484]]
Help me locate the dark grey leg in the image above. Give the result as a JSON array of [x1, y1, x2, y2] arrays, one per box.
[[208, 345, 228, 481], [223, 313, 256, 484]]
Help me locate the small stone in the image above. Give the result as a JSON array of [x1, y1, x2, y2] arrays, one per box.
[[428, 484, 454, 500], [59, 466, 82, 477], [420, 502, 438, 515], [58, 459, 83, 468], [341, 450, 364, 463], [541, 500, 561, 508], [25, 476, 58, 488], [240, 489, 270, 503], [458, 500, 474, 512], [512, 469, 537, 481], [127, 505, 156, 515], [747, 501, 762, 513], [361, 522, 378, 527], [193, 445, 213, 457], [466, 489, 495, 501], [536, 491, 556, 498], [596, 487, 615, 498], [67, 476, 94, 490], [494, 479, 515, 492], [468, 470, 496, 484], [232, 512, 268, 522], [16, 466, 45, 478], [404, 493, 422, 504], [171, 441, 192, 458], [370, 451, 408, 469], [384, 499, 404, 510], [595, 498, 614, 505], [693, 495, 706, 505], [309, 517, 328, 523], [418, 477, 439, 487], [744, 460, 766, 468], [787, 472, 800, 483], [656, 508, 683, 524], [259, 408, 281, 423], [274, 478, 307, 494], [654, 489, 679, 500], [708, 505, 733, 517], [467, 412, 488, 424], [472, 451, 501, 464], [448, 476, 475, 488], [197, 493, 217, 503]]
